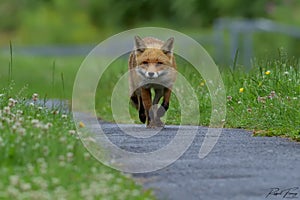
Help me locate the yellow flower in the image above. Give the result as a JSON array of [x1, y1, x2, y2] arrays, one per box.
[[265, 70, 271, 75], [79, 121, 85, 128], [239, 88, 244, 93], [200, 81, 205, 86]]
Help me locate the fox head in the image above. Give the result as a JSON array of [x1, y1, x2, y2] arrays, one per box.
[[134, 36, 175, 79]]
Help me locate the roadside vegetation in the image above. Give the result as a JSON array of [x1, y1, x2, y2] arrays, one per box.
[[0, 61, 155, 199], [0, 48, 298, 198], [1, 1, 299, 199], [1, 49, 298, 140], [94, 50, 299, 140], [222, 50, 299, 140]]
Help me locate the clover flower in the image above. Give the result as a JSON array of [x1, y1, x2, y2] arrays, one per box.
[[8, 98, 17, 107], [20, 182, 31, 191], [66, 152, 74, 162], [3, 106, 10, 114], [17, 128, 26, 136], [68, 130, 76, 135], [32, 93, 38, 101], [9, 175, 20, 186], [269, 91, 276, 99], [257, 96, 266, 103], [31, 119, 39, 125], [52, 110, 59, 115], [61, 114, 67, 119]]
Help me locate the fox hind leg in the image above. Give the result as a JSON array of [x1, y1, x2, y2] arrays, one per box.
[[130, 93, 146, 123], [130, 95, 139, 110]]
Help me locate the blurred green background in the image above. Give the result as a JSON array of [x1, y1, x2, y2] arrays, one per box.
[[0, 0, 299, 137], [1, 0, 300, 99], [1, 0, 300, 46]]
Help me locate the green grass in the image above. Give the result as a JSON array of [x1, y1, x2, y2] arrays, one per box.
[[1, 50, 299, 141], [0, 85, 155, 199], [95, 52, 300, 140], [0, 55, 82, 99], [222, 53, 300, 140], [0, 49, 299, 198]]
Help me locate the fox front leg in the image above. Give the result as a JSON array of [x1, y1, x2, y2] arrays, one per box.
[[157, 88, 171, 118], [149, 89, 165, 127], [141, 88, 152, 127]]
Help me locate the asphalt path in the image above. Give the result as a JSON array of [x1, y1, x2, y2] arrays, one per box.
[[92, 121, 300, 200]]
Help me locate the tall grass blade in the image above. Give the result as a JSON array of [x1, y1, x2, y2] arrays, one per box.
[[60, 72, 66, 110], [8, 41, 13, 83], [232, 48, 239, 71], [52, 61, 56, 109]]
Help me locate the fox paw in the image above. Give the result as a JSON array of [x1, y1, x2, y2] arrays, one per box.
[[147, 119, 164, 128], [139, 112, 146, 123]]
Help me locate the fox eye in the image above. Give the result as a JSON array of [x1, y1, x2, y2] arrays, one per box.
[[142, 61, 148, 65], [157, 62, 163, 65]]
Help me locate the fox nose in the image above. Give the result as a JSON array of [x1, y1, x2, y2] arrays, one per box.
[[148, 72, 154, 77]]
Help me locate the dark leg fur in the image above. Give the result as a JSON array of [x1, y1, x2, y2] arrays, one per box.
[[139, 100, 146, 123], [157, 101, 169, 117], [130, 95, 139, 109]]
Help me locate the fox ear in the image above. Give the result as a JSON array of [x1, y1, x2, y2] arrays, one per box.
[[161, 37, 174, 55], [134, 36, 146, 54]]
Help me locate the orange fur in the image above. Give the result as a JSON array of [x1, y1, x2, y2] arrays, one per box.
[[128, 36, 177, 128]]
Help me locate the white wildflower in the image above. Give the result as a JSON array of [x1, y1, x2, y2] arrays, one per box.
[[59, 137, 66, 143], [9, 175, 20, 186], [8, 98, 17, 107], [68, 130, 76, 135], [32, 93, 38, 101], [52, 110, 59, 115], [66, 152, 74, 161], [61, 114, 67, 119], [3, 106, 10, 114], [20, 182, 31, 191], [17, 128, 26, 136], [31, 119, 39, 125], [46, 122, 53, 128], [16, 110, 23, 116]]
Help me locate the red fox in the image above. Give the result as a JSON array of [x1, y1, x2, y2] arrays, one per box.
[[128, 36, 177, 128]]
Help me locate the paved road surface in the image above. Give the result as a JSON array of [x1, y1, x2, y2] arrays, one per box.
[[88, 121, 300, 200]]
